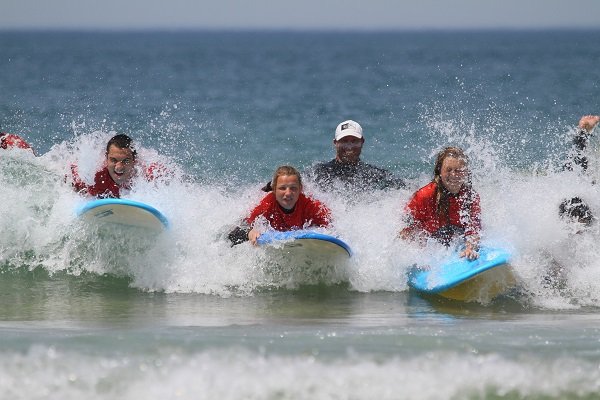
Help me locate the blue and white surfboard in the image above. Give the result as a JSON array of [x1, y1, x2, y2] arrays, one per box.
[[257, 229, 352, 258], [408, 246, 514, 302], [77, 198, 170, 232]]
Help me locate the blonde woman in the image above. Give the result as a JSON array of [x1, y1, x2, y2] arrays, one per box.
[[229, 165, 331, 246]]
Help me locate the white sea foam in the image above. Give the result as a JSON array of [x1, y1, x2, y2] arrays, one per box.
[[2, 128, 600, 309], [1, 345, 599, 400]]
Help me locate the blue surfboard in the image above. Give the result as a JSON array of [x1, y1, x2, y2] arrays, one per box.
[[257, 230, 353, 258], [408, 247, 515, 302], [77, 198, 170, 232]]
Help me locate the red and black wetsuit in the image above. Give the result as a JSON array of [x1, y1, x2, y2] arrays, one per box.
[[71, 166, 124, 198], [402, 181, 481, 245], [71, 163, 166, 198], [246, 192, 331, 231], [1, 133, 33, 152], [564, 128, 593, 172], [228, 192, 331, 245]]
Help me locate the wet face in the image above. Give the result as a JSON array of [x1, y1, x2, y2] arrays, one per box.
[[334, 136, 364, 164], [274, 174, 301, 210], [106, 144, 136, 187], [440, 156, 467, 194]]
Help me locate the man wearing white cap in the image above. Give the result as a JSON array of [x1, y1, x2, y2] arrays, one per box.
[[308, 120, 405, 192]]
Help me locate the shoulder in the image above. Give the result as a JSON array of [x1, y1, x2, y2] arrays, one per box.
[[357, 161, 388, 173], [307, 160, 337, 184], [414, 181, 437, 198], [71, 164, 109, 182], [298, 193, 330, 221], [406, 182, 436, 208], [297, 192, 312, 205], [312, 159, 336, 171], [298, 192, 326, 208], [257, 192, 277, 206], [95, 166, 112, 180], [248, 192, 277, 218], [357, 161, 404, 187]]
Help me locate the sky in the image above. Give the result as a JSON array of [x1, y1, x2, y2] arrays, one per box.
[[2, 0, 600, 31]]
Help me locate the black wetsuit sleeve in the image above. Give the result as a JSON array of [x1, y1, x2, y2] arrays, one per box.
[[368, 165, 405, 190], [564, 129, 590, 171], [307, 162, 331, 187], [228, 226, 250, 246], [381, 172, 406, 190]]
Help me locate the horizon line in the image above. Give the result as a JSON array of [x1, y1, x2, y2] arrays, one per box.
[[2, 26, 600, 33]]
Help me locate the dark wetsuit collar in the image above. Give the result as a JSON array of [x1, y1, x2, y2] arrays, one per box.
[[278, 203, 296, 214]]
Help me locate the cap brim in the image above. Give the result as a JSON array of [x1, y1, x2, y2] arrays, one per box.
[[335, 132, 363, 140]]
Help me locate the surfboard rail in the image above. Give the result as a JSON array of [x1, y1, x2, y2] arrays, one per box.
[[257, 229, 353, 257], [408, 246, 514, 302], [77, 198, 170, 230]]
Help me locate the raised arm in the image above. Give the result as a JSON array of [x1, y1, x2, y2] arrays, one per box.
[[564, 115, 600, 172]]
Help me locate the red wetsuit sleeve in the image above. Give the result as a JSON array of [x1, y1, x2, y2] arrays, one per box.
[[1, 133, 33, 151], [70, 165, 120, 198], [246, 194, 271, 226], [70, 164, 89, 194], [301, 196, 331, 228], [401, 182, 436, 237], [88, 168, 120, 198]]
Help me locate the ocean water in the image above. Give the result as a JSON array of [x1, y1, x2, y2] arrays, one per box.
[[2, 30, 600, 399]]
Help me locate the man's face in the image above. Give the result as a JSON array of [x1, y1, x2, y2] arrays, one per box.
[[106, 144, 136, 187], [334, 136, 364, 163]]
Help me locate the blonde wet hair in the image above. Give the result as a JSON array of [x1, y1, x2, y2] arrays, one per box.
[[271, 165, 303, 190]]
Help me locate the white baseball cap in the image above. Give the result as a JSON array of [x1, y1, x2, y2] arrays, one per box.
[[335, 120, 363, 141]]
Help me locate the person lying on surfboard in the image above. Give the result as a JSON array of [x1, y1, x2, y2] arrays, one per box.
[[399, 146, 481, 260], [70, 134, 168, 199], [260, 120, 405, 194], [228, 165, 331, 246], [1, 132, 35, 154]]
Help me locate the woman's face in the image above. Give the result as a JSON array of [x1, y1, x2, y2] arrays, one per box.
[[440, 156, 467, 194], [274, 174, 301, 210]]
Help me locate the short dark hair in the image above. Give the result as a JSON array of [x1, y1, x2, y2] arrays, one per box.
[[106, 134, 137, 159]]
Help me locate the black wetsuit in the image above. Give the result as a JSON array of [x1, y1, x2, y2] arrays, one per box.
[[308, 159, 405, 192], [560, 128, 595, 223], [564, 129, 591, 172]]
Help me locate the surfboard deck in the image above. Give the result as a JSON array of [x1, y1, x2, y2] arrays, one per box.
[[77, 198, 169, 232], [257, 230, 352, 258], [408, 247, 515, 302]]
